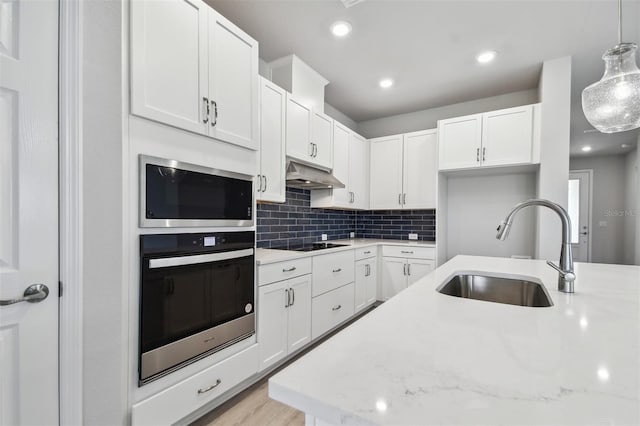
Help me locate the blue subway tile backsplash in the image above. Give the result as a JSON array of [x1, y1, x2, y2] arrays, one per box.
[[257, 187, 435, 249]]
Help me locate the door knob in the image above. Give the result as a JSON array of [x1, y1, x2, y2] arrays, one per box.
[[0, 284, 49, 306]]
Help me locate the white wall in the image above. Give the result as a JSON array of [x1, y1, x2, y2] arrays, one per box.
[[570, 155, 628, 264], [81, 1, 127, 424], [357, 89, 539, 138], [446, 173, 537, 260], [324, 102, 358, 132], [536, 57, 572, 261]]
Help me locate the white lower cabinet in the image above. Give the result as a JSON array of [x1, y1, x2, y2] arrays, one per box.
[[311, 283, 355, 339], [131, 344, 259, 426], [355, 256, 377, 312], [312, 250, 355, 297], [258, 274, 312, 371], [381, 246, 436, 300]]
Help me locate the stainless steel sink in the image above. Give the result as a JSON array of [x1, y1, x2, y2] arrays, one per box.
[[437, 274, 553, 307]]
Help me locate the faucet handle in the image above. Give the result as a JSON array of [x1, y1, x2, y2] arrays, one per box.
[[546, 261, 576, 282]]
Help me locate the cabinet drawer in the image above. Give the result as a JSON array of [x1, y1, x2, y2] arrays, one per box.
[[312, 250, 355, 297], [311, 283, 355, 339], [258, 257, 312, 286], [131, 344, 259, 426], [355, 246, 376, 261], [382, 245, 435, 260]]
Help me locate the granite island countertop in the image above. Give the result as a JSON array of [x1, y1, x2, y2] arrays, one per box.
[[268, 255, 640, 425], [256, 238, 436, 265]]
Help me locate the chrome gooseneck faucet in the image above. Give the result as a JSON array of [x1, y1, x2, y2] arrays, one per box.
[[496, 199, 576, 293]]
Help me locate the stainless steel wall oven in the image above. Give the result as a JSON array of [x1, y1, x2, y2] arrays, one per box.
[[139, 231, 255, 385], [140, 155, 253, 228]]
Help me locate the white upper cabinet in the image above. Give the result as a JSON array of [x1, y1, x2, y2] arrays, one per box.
[[130, 0, 209, 135], [370, 131, 437, 210], [130, 0, 259, 150], [285, 93, 313, 161], [208, 12, 259, 150], [369, 135, 404, 209], [310, 123, 369, 210], [402, 129, 437, 209], [438, 114, 483, 170], [311, 111, 334, 169], [438, 104, 539, 171], [481, 105, 534, 167], [257, 78, 286, 203]]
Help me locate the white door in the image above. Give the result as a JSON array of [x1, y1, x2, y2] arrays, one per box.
[[257, 282, 288, 371], [130, 0, 209, 134], [285, 93, 312, 163], [568, 171, 592, 262], [438, 114, 482, 170], [331, 122, 351, 207], [258, 78, 286, 203], [209, 10, 258, 150], [370, 135, 403, 210], [403, 129, 437, 209], [0, 0, 59, 423], [286, 276, 312, 353], [311, 111, 333, 169], [381, 258, 407, 301], [481, 105, 533, 167], [349, 133, 369, 209], [407, 259, 435, 286]]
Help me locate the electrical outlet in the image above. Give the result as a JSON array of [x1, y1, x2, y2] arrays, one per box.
[[350, 232, 355, 239], [408, 233, 418, 240], [321, 234, 328, 241]]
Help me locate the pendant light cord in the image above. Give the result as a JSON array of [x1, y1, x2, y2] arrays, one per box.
[[618, 0, 622, 45]]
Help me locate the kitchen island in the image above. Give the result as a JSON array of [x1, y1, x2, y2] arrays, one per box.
[[268, 255, 640, 425]]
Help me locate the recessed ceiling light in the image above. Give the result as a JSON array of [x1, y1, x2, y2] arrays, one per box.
[[476, 50, 497, 64], [621, 143, 630, 148], [379, 78, 394, 88], [582, 146, 592, 152], [330, 21, 352, 37]]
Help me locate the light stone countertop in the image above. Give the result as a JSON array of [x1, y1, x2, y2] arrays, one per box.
[[268, 255, 640, 425], [256, 238, 436, 266]]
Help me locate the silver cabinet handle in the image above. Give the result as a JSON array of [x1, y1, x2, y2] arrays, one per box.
[[476, 147, 480, 162], [285, 289, 290, 308], [407, 263, 411, 276], [263, 175, 267, 192], [398, 193, 402, 205], [282, 266, 297, 272], [314, 143, 318, 157], [332, 268, 342, 273], [0, 284, 49, 306], [365, 264, 370, 277], [202, 97, 209, 124], [257, 175, 262, 192], [401, 250, 414, 254], [403, 193, 407, 205], [482, 147, 486, 162], [364, 251, 371, 254], [197, 379, 221, 394], [290, 287, 295, 306], [210, 100, 218, 127], [332, 304, 342, 311]]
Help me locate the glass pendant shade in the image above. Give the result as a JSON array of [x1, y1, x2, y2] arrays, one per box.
[[582, 43, 640, 133]]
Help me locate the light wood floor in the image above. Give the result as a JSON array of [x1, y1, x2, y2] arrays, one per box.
[[191, 379, 304, 426]]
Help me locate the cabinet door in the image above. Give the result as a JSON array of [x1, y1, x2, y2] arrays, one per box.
[[370, 135, 404, 210], [365, 259, 378, 306], [311, 111, 333, 169], [287, 276, 312, 354], [130, 0, 209, 134], [407, 259, 435, 286], [349, 133, 370, 210], [258, 78, 286, 202], [331, 122, 351, 207], [354, 260, 368, 312], [286, 94, 312, 162], [403, 129, 437, 209], [481, 105, 534, 167], [438, 114, 482, 170], [257, 282, 288, 371], [209, 11, 259, 149], [381, 257, 407, 301]]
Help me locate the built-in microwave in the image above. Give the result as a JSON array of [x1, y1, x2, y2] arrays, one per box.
[[140, 155, 254, 228]]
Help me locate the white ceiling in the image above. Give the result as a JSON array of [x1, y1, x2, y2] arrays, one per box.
[[209, 0, 640, 155]]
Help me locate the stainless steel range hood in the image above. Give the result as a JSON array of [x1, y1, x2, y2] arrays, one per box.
[[285, 160, 345, 189]]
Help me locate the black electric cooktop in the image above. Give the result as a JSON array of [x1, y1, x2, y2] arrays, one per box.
[[278, 242, 349, 252]]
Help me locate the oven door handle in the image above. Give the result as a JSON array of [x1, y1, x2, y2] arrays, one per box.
[[148, 248, 254, 269]]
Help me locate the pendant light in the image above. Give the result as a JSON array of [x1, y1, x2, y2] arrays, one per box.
[[582, 0, 640, 133]]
